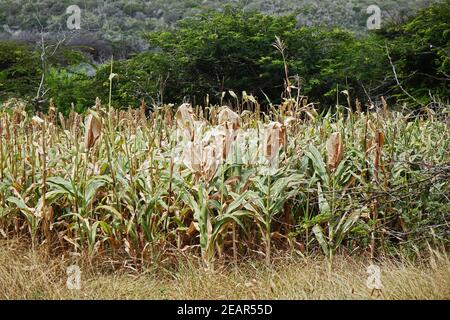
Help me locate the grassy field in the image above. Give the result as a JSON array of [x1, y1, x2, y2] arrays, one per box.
[[1, 240, 449, 300]]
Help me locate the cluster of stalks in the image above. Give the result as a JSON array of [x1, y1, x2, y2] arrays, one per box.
[[0, 93, 448, 269]]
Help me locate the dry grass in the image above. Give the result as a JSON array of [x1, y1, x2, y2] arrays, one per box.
[[1, 240, 449, 300]]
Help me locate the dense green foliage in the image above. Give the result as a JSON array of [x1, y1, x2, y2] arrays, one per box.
[[0, 40, 91, 110], [0, 42, 40, 100], [112, 11, 387, 106], [82, 2, 450, 110], [377, 2, 450, 103], [0, 0, 438, 49], [0, 1, 448, 113]]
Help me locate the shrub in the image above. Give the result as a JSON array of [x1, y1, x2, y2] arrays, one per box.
[[0, 41, 40, 101]]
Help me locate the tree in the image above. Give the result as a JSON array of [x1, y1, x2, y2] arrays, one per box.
[[0, 41, 40, 101], [376, 0, 450, 105]]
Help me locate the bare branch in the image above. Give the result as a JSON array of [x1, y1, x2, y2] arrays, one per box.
[[385, 44, 423, 106]]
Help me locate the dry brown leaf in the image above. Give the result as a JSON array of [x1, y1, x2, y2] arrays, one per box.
[[225, 176, 241, 186], [381, 96, 388, 115], [84, 112, 102, 150], [187, 221, 198, 237], [326, 132, 344, 171], [271, 231, 287, 240], [284, 116, 297, 128], [375, 130, 385, 148], [264, 122, 286, 161], [218, 106, 240, 130], [202, 145, 218, 182], [176, 103, 196, 141], [373, 130, 385, 173], [182, 141, 202, 173]]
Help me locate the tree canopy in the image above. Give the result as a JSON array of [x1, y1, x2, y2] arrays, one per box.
[[0, 1, 448, 113]]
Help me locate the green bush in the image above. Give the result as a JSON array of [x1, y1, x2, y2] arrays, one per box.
[[45, 67, 95, 115], [1, 2, 448, 112], [139, 10, 350, 105], [135, 3, 448, 107], [138, 9, 394, 107], [0, 41, 40, 101], [378, 0, 450, 104], [0, 40, 95, 113]]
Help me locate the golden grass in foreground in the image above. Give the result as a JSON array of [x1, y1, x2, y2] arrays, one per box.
[[0, 242, 449, 300]]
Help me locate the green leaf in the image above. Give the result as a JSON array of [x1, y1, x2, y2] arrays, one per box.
[[85, 176, 110, 204], [317, 182, 331, 215], [96, 205, 122, 220], [6, 196, 33, 215], [313, 224, 330, 258], [305, 145, 329, 186], [47, 177, 76, 197]]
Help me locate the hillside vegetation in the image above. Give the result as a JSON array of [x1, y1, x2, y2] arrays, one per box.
[[0, 1, 448, 112], [0, 0, 440, 53]]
